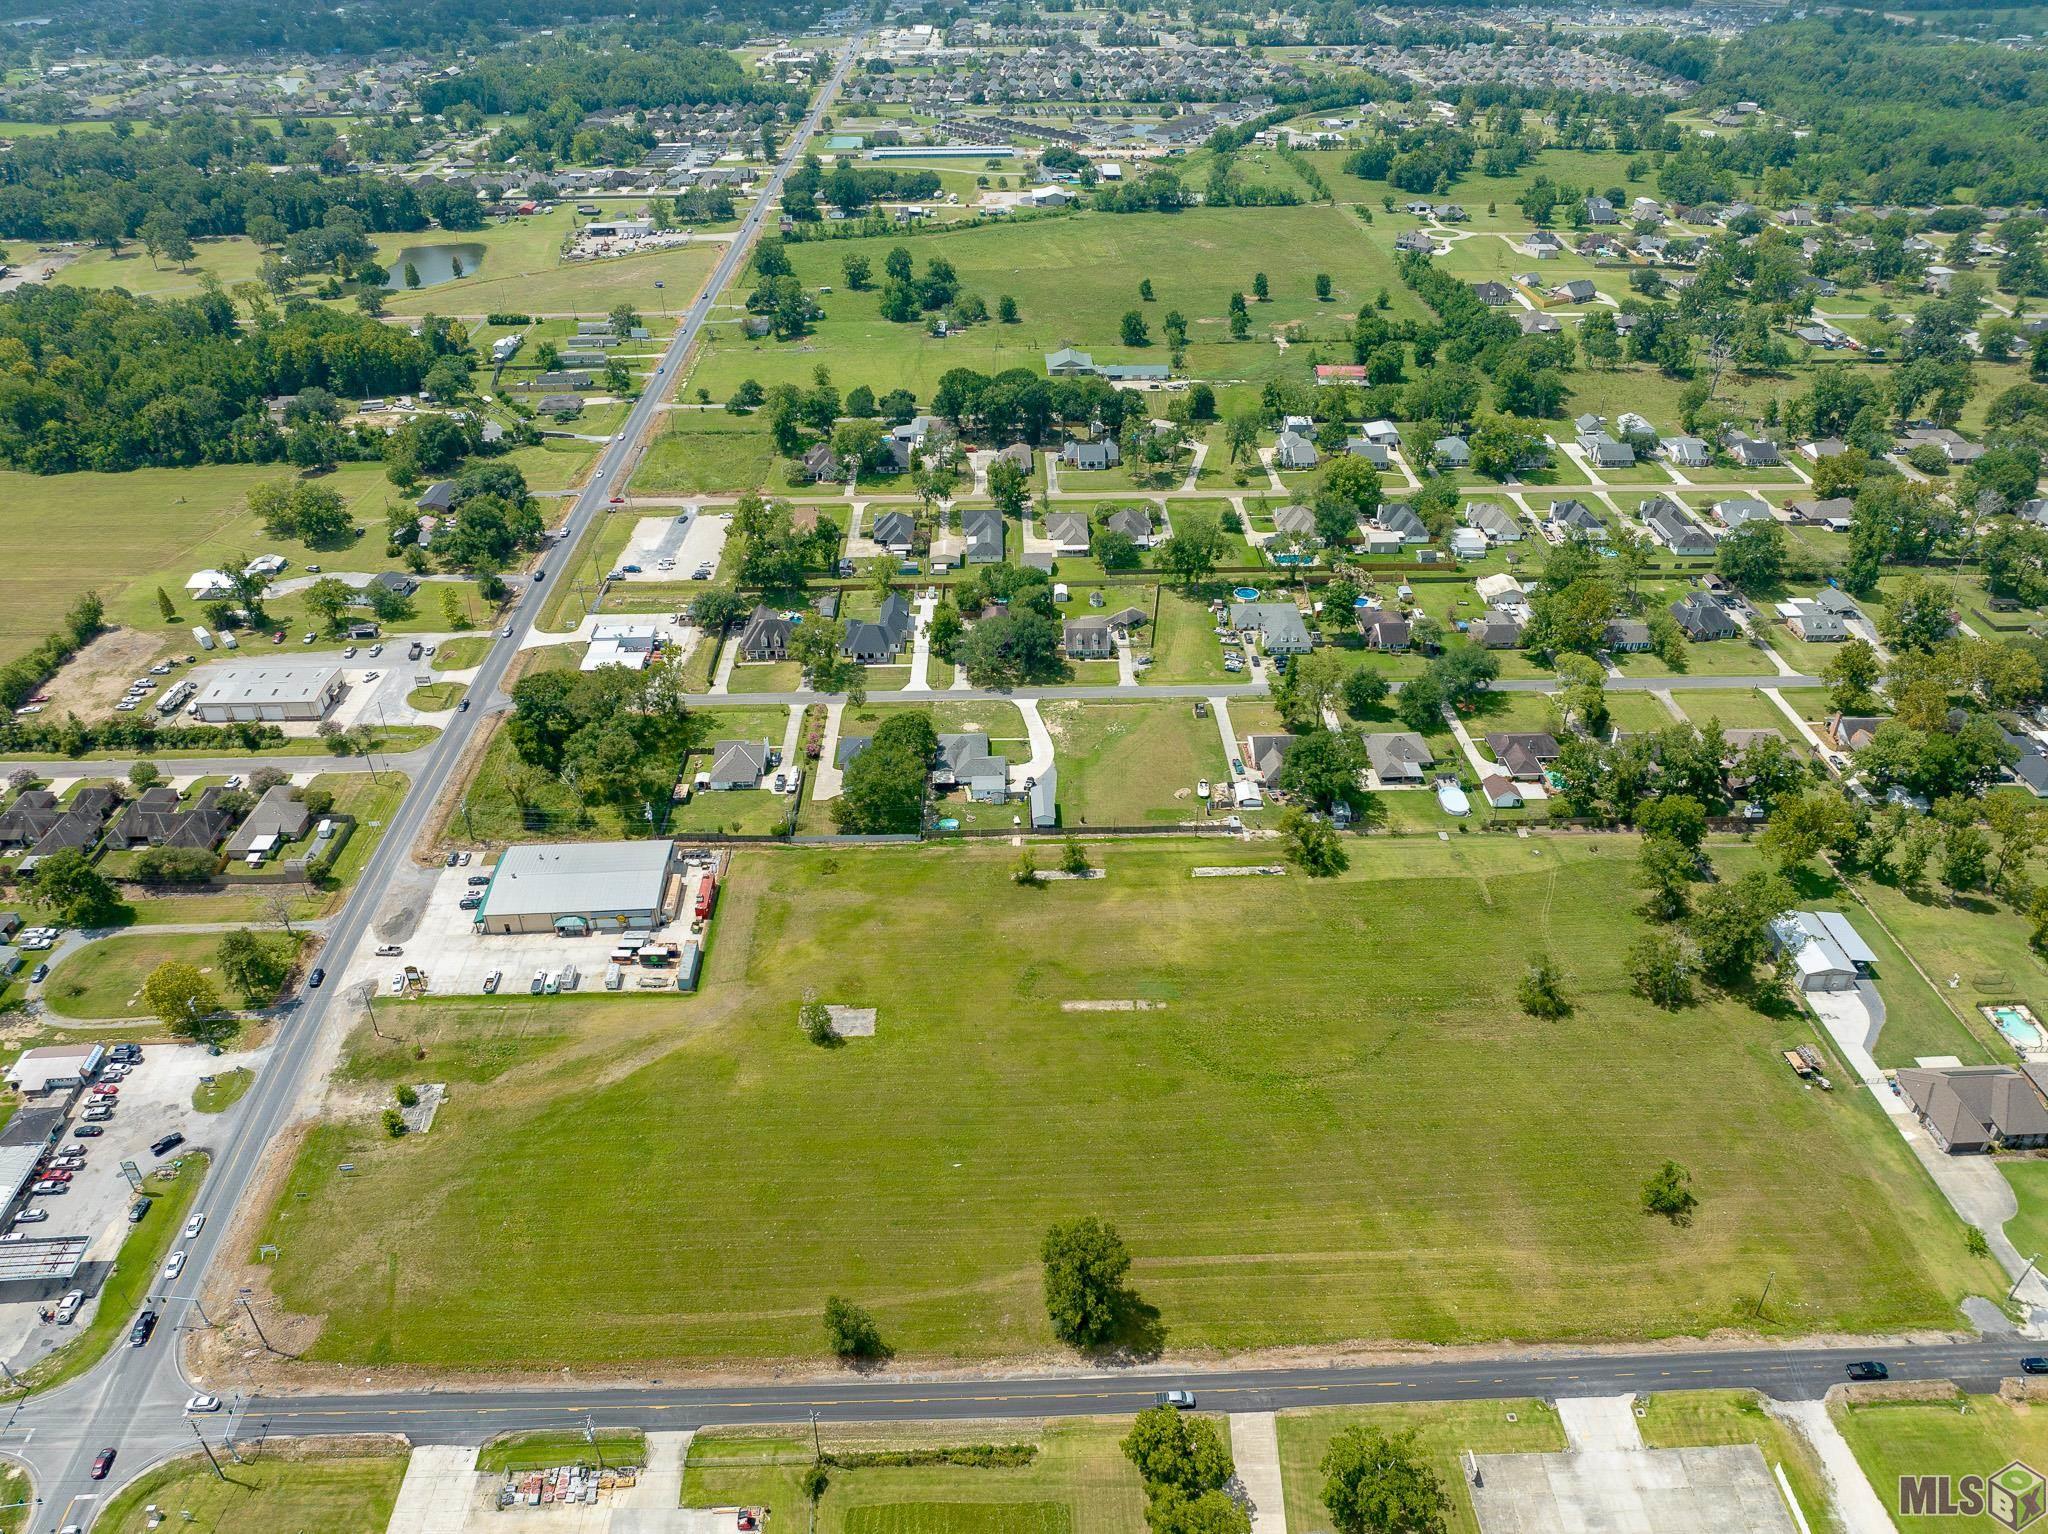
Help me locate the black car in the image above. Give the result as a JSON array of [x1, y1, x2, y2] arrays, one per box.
[[2023, 1357, 2048, 1375], [459, 895, 482, 910], [128, 1196, 152, 1223], [29, 963, 47, 983], [467, 875, 491, 887], [307, 967, 326, 989], [149, 1132, 184, 1158], [445, 851, 460, 868], [128, 1310, 157, 1348], [108, 1043, 141, 1063], [72, 1125, 103, 1139], [1846, 1361, 1889, 1381], [458, 699, 470, 711]]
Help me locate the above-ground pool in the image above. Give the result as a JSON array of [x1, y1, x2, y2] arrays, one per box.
[[1233, 586, 1261, 601], [1989, 1004, 2045, 1051], [934, 817, 961, 831], [1435, 781, 1471, 816]]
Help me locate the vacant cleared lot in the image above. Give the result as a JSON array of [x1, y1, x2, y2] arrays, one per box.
[[684, 1420, 1146, 1534], [1278, 1401, 1564, 1534], [1043, 701, 1226, 825], [255, 838, 1999, 1370], [1832, 1393, 2048, 1533]]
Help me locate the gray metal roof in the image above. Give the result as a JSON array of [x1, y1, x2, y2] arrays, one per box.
[[0, 1234, 88, 1284], [481, 841, 675, 921], [194, 665, 342, 710]]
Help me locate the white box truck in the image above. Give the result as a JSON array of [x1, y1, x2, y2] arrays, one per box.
[[604, 963, 623, 991]]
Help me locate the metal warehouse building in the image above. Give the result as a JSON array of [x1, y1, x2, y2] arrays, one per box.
[[193, 665, 346, 723], [477, 841, 680, 935]]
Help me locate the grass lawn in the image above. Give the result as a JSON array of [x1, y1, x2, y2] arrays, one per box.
[[379, 211, 721, 317], [1042, 701, 1226, 825], [477, 1429, 647, 1473], [257, 838, 2002, 1371], [1851, 875, 2041, 1062], [1832, 1392, 2048, 1533], [407, 681, 466, 711], [684, 1420, 1147, 1534], [1277, 1401, 1565, 1534], [193, 1066, 254, 1114], [1142, 590, 1234, 686], [2001, 1160, 2048, 1268], [433, 637, 493, 671], [1635, 1390, 1834, 1532], [43, 931, 233, 1020], [59, 237, 269, 299], [11, 1154, 207, 1397], [1672, 689, 1799, 740], [673, 787, 793, 835], [95, 1443, 409, 1534]]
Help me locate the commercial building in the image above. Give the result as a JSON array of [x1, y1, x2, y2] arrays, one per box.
[[476, 841, 680, 935], [192, 665, 346, 723], [4, 1044, 105, 1097]]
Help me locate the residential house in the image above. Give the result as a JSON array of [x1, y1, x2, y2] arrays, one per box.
[[1603, 619, 1652, 652], [992, 441, 1035, 475], [1230, 601, 1313, 655], [1663, 436, 1711, 469], [1275, 429, 1319, 471], [1468, 609, 1524, 648], [869, 510, 915, 554], [1725, 431, 1781, 468], [1359, 420, 1403, 447], [1394, 230, 1436, 254], [1827, 714, 1886, 751], [1449, 528, 1487, 559], [1641, 497, 1717, 556], [1244, 733, 1296, 785], [1364, 732, 1434, 785], [841, 593, 912, 663], [1617, 412, 1657, 444], [1487, 733, 1560, 779], [738, 605, 794, 660], [1555, 278, 1597, 303], [1344, 439, 1391, 468], [934, 733, 1009, 802], [1777, 599, 1847, 642], [1895, 1065, 2048, 1153], [110, 787, 234, 852], [1062, 617, 1114, 660], [1575, 421, 1635, 469], [1433, 436, 1471, 468], [1548, 499, 1607, 542], [1787, 497, 1855, 531], [1044, 347, 1095, 376], [1670, 592, 1738, 642], [1465, 503, 1523, 544], [1061, 437, 1120, 471], [1471, 281, 1513, 306], [962, 506, 1005, 564], [0, 787, 118, 861], [1377, 504, 1429, 543], [708, 738, 774, 790], [1517, 311, 1562, 336], [1482, 775, 1523, 809], [1585, 195, 1617, 225], [1899, 426, 1985, 466], [1271, 504, 1319, 542], [224, 786, 313, 858], [1713, 497, 1774, 530], [1103, 506, 1154, 546], [1800, 437, 1848, 462], [1044, 511, 1092, 554], [802, 443, 844, 483], [1358, 610, 1411, 651]]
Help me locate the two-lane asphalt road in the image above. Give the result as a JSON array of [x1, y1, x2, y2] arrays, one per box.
[[18, 35, 866, 1532]]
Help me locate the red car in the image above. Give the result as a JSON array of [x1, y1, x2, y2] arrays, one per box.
[[608, 494, 624, 504], [37, 1169, 72, 1183], [90, 1084, 118, 1098], [91, 1448, 115, 1479]]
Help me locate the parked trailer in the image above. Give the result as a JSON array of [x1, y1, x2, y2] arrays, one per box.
[[677, 941, 702, 993], [694, 877, 718, 921], [193, 628, 215, 651], [605, 963, 623, 991]]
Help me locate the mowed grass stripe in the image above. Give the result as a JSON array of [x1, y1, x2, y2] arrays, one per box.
[[258, 839, 1999, 1368]]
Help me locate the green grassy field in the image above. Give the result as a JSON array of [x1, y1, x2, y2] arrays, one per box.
[[193, 1066, 254, 1114], [255, 837, 2001, 1371], [373, 208, 723, 317], [684, 1421, 1146, 1534], [1832, 1393, 2048, 1533], [1635, 1390, 1835, 1532], [1277, 1400, 1565, 1534], [477, 1429, 647, 1473], [634, 413, 780, 495], [95, 1444, 409, 1534], [0, 461, 409, 668], [683, 206, 1423, 403]]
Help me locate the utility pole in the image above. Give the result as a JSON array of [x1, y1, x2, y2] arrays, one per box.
[[238, 1292, 277, 1353], [191, 1418, 226, 1481], [2011, 1252, 2041, 1302], [1752, 1269, 1774, 1319], [586, 1414, 605, 1472], [810, 1409, 821, 1462]]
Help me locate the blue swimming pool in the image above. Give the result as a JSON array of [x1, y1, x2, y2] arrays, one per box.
[[1233, 586, 1261, 601], [1993, 1006, 2044, 1049]]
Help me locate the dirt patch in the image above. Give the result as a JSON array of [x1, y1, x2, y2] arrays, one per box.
[[43, 627, 175, 718]]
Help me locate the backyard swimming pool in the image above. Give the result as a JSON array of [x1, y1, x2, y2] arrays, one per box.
[[1990, 1004, 2045, 1051]]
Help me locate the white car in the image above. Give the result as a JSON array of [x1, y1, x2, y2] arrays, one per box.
[[55, 1290, 83, 1324], [161, 1250, 185, 1280], [374, 944, 403, 957], [389, 973, 406, 995], [185, 1394, 222, 1414], [224, 774, 244, 790], [184, 1213, 206, 1239], [501, 626, 513, 638]]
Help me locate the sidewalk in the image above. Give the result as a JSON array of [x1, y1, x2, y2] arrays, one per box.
[[1229, 1413, 1287, 1534], [1770, 1401, 1897, 1534]]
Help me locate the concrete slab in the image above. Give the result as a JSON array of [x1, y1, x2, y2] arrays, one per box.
[[1230, 1412, 1287, 1534], [386, 1443, 479, 1534], [1558, 1394, 1646, 1452], [1470, 1443, 1797, 1534]]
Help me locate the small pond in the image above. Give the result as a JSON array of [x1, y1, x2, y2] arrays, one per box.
[[386, 243, 487, 290]]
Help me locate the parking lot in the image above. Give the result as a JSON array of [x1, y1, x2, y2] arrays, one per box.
[[614, 511, 728, 583], [0, 1041, 260, 1372], [333, 856, 716, 999]]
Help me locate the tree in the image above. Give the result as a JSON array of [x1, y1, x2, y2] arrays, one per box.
[[823, 1296, 885, 1359], [1280, 808, 1349, 877], [1641, 1160, 1698, 1224], [1715, 521, 1786, 593], [1628, 932, 1696, 1009], [1315, 272, 1333, 301], [1040, 1216, 1131, 1348], [128, 760, 162, 791], [1121, 310, 1150, 347], [842, 253, 872, 290], [1824, 639, 1882, 713], [1320, 1425, 1450, 1534], [1518, 955, 1570, 1018], [1275, 728, 1370, 812], [987, 457, 1030, 518], [303, 577, 356, 632], [1689, 868, 1792, 988], [833, 712, 937, 833], [217, 928, 292, 1004], [27, 849, 121, 927], [1759, 790, 1856, 872], [1158, 512, 1225, 586], [142, 960, 231, 1044], [1637, 836, 1696, 923], [1252, 272, 1270, 302], [1341, 667, 1389, 719], [1123, 1405, 1235, 1500]]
